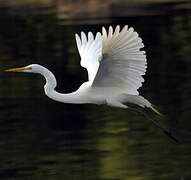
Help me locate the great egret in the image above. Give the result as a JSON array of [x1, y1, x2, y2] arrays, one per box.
[[6, 25, 179, 143]]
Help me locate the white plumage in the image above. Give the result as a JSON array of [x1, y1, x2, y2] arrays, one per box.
[[75, 31, 102, 84], [75, 26, 146, 95], [73, 25, 155, 111], [6, 25, 181, 143], [6, 25, 160, 113], [93, 25, 146, 95]]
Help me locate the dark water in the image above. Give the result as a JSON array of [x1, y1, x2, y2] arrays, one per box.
[[0, 1, 191, 180]]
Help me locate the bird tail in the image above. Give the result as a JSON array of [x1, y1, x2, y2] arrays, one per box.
[[133, 96, 163, 116], [119, 94, 163, 116], [150, 105, 163, 116]]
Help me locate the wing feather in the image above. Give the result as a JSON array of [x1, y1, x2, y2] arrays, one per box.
[[93, 25, 147, 95], [75, 31, 102, 84]]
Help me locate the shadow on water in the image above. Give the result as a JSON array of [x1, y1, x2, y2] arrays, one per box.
[[0, 1, 191, 179]]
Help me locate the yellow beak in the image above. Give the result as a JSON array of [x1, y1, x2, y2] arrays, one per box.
[[5, 66, 31, 72]]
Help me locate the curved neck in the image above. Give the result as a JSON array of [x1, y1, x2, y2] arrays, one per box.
[[38, 66, 81, 104], [40, 66, 57, 90]]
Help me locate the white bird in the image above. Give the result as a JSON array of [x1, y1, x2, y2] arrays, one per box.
[[6, 25, 179, 142]]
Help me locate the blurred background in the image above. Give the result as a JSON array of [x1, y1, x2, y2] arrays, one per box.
[[0, 0, 191, 179]]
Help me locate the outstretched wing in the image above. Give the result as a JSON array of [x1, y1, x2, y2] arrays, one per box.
[[75, 31, 102, 84], [92, 25, 147, 95]]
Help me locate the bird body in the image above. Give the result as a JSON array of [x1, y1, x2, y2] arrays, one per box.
[[30, 63, 150, 109]]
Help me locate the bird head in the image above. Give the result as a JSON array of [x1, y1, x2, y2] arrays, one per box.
[[5, 64, 42, 74]]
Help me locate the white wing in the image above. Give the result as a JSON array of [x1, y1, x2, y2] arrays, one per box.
[[93, 25, 147, 95], [75, 31, 102, 84]]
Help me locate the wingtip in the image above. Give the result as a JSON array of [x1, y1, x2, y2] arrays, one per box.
[[116, 25, 120, 29], [102, 26, 106, 33], [122, 25, 128, 32], [81, 31, 85, 37], [75, 33, 79, 39], [150, 105, 164, 116], [102, 26, 107, 39], [96, 32, 101, 37], [109, 25, 113, 31], [124, 25, 128, 29]]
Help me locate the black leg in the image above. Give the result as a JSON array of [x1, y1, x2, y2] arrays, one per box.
[[127, 106, 180, 143]]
